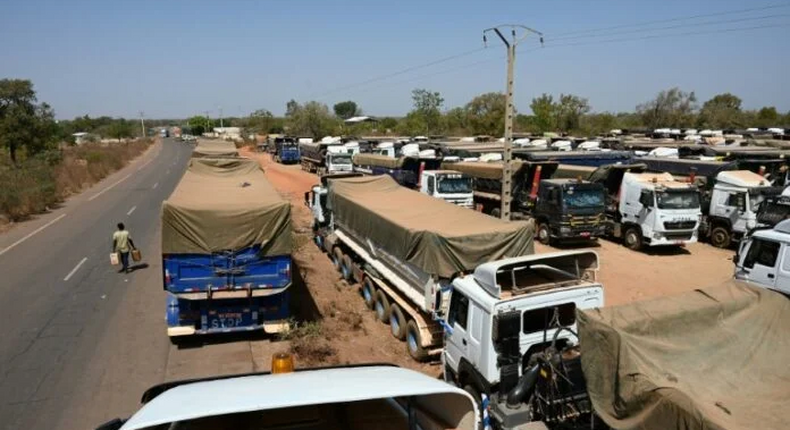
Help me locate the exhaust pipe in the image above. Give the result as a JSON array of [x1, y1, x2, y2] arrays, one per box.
[[506, 363, 541, 408]]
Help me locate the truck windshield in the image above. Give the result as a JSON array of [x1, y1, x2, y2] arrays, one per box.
[[563, 189, 604, 209], [438, 177, 472, 194], [330, 154, 352, 165], [656, 191, 700, 210]]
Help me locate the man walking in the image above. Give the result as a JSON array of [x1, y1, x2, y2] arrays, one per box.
[[112, 222, 136, 274]]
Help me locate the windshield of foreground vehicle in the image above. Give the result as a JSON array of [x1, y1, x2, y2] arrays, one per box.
[[563, 189, 605, 209], [331, 154, 352, 164], [656, 191, 700, 210], [438, 177, 472, 194]]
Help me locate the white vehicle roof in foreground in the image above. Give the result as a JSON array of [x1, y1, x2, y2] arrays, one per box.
[[120, 366, 478, 430], [716, 170, 771, 188], [753, 220, 790, 242]]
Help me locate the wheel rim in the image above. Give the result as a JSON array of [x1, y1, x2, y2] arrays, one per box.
[[626, 233, 636, 246], [342, 264, 350, 279], [539, 227, 548, 241], [407, 332, 417, 353], [363, 285, 372, 302], [376, 301, 384, 319], [713, 230, 726, 246], [390, 314, 400, 336]]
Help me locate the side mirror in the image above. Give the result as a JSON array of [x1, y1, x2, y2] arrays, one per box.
[[639, 190, 652, 208]]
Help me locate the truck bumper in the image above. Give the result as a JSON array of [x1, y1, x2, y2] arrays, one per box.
[[645, 231, 698, 246]]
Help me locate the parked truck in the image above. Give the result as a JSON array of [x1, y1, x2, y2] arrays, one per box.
[[161, 158, 292, 339], [735, 218, 790, 295], [305, 175, 535, 361], [588, 164, 702, 251], [299, 141, 353, 175], [353, 153, 474, 207], [273, 136, 300, 164], [447, 161, 607, 244]]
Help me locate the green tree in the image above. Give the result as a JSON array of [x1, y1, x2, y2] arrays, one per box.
[[187, 115, 211, 136], [0, 79, 58, 163], [698, 93, 742, 128], [106, 119, 134, 142], [409, 88, 444, 133], [288, 101, 339, 138], [244, 109, 276, 134], [333, 101, 360, 120], [378, 117, 399, 133], [756, 106, 779, 127], [555, 94, 591, 132], [529, 94, 557, 133], [636, 87, 697, 128], [579, 112, 617, 136], [444, 107, 468, 135], [285, 99, 300, 118], [464, 92, 508, 136]]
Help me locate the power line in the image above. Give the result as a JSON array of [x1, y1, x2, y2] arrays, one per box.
[[544, 2, 790, 38], [546, 13, 790, 42]]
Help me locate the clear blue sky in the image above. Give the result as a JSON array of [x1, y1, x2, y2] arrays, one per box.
[[1, 0, 788, 119]]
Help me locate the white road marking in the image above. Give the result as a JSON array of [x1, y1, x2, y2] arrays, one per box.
[[152, 182, 159, 189], [0, 213, 67, 257], [137, 158, 154, 171], [127, 206, 137, 216], [63, 257, 88, 281], [88, 174, 132, 201]]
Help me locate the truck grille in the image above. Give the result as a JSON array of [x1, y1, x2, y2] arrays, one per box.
[[664, 221, 696, 230], [665, 232, 693, 241]]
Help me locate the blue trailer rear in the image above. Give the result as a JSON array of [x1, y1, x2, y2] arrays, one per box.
[[162, 157, 293, 338], [275, 138, 300, 164]]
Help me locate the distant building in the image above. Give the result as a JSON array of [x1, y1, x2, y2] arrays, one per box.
[[344, 116, 377, 124], [213, 127, 242, 140], [72, 132, 90, 145]]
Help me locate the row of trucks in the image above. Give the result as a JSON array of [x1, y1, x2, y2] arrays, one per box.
[[161, 147, 293, 339]]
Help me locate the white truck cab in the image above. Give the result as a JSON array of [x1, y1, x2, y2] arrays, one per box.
[[326, 146, 353, 173], [420, 170, 474, 208], [618, 172, 701, 249], [735, 219, 790, 295], [375, 141, 396, 158], [99, 364, 478, 430], [443, 251, 604, 429], [704, 170, 779, 248]]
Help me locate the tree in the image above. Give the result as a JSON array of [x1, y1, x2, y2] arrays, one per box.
[[187, 115, 211, 136], [555, 94, 590, 132], [756, 106, 779, 127], [285, 99, 300, 118], [444, 107, 468, 135], [288, 101, 339, 138], [699, 93, 742, 128], [333, 101, 360, 120], [409, 88, 444, 133], [378, 117, 399, 133], [0, 79, 58, 163], [636, 87, 697, 128], [243, 109, 276, 134], [530, 94, 556, 133], [464, 92, 508, 136], [106, 119, 134, 142]]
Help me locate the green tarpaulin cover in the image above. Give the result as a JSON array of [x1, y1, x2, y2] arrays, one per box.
[[579, 281, 790, 430], [327, 175, 534, 278], [162, 158, 291, 255], [192, 139, 239, 158]]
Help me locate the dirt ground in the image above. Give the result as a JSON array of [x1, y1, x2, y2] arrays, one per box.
[[242, 148, 735, 374]]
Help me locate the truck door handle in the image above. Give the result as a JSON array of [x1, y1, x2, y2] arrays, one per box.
[[768, 273, 775, 279], [462, 339, 467, 346]]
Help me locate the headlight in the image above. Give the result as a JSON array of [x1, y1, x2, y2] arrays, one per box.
[[560, 227, 571, 234], [654, 232, 662, 239]]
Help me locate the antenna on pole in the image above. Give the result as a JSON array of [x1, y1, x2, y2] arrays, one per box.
[[481, 24, 542, 222]]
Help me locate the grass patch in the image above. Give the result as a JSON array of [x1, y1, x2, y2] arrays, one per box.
[[278, 320, 338, 366]]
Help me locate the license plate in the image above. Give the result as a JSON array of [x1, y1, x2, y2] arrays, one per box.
[[208, 310, 252, 329], [580, 232, 591, 237]]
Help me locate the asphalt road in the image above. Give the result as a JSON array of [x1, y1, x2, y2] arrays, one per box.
[[0, 139, 194, 430]]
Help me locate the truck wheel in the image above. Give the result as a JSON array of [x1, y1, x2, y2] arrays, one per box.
[[341, 254, 354, 281], [374, 290, 391, 323], [406, 320, 428, 362], [491, 208, 501, 219], [537, 223, 551, 245], [463, 384, 483, 409], [332, 247, 344, 273], [623, 227, 643, 251], [710, 226, 731, 248], [389, 303, 407, 340], [361, 277, 377, 309]]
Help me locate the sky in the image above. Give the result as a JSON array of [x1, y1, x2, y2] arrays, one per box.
[[1, 0, 789, 119]]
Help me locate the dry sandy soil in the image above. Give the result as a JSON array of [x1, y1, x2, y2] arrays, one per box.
[[242, 148, 735, 374]]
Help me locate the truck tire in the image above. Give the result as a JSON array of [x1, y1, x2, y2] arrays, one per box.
[[463, 384, 483, 409], [537, 223, 551, 245], [341, 254, 354, 281], [491, 208, 501, 219], [361, 277, 377, 309], [389, 303, 407, 340], [623, 226, 643, 251], [406, 320, 428, 362], [710, 226, 731, 248], [374, 290, 391, 323], [332, 247, 344, 272]]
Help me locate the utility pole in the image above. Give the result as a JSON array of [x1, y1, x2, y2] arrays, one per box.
[[483, 25, 542, 221], [139, 111, 146, 138], [204, 111, 211, 135], [219, 106, 224, 129]]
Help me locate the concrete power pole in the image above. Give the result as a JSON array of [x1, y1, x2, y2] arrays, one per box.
[[204, 111, 211, 135], [139, 111, 146, 138], [219, 107, 224, 129], [483, 25, 542, 221]]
